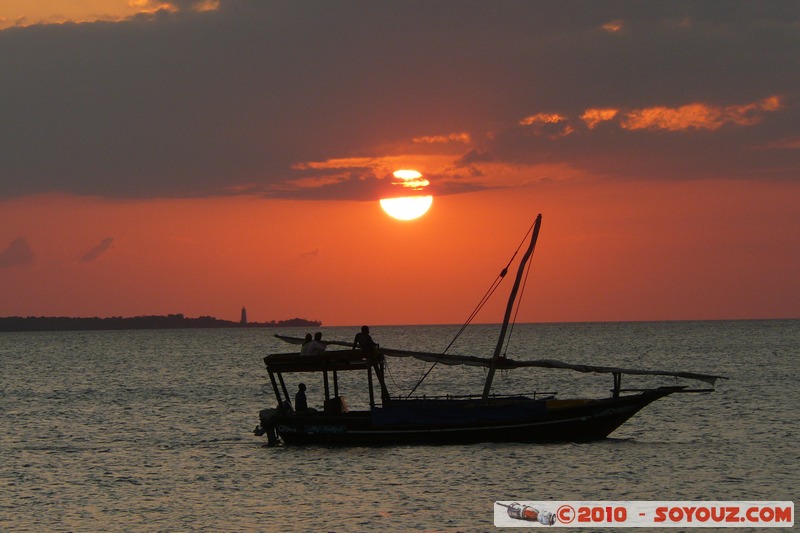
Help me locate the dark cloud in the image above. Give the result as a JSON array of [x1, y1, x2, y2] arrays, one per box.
[[483, 95, 797, 181], [0, 238, 34, 268], [265, 165, 495, 201], [0, 1, 797, 201], [80, 237, 114, 263], [455, 149, 495, 167], [269, 173, 384, 202]]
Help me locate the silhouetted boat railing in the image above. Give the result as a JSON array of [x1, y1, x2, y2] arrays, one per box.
[[386, 392, 559, 401]]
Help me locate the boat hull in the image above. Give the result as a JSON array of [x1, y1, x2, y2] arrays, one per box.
[[265, 389, 676, 446]]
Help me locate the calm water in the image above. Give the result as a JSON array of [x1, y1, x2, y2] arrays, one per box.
[[1, 321, 798, 531]]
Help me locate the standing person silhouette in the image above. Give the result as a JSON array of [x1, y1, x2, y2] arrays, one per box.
[[295, 383, 308, 412]]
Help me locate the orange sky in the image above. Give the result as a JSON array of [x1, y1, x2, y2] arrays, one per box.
[[1, 2, 799, 325], [3, 177, 798, 325]]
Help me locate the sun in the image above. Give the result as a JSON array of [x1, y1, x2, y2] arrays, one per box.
[[380, 196, 433, 221], [380, 170, 433, 221]]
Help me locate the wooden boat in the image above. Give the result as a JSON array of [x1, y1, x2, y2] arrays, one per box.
[[255, 214, 726, 446]]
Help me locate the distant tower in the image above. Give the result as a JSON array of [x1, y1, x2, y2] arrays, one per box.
[[240, 306, 248, 326]]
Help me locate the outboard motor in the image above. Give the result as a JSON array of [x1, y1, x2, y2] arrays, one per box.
[[254, 402, 293, 446]]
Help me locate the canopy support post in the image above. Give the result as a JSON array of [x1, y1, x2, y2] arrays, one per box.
[[367, 367, 375, 407], [277, 373, 290, 404], [268, 370, 282, 405], [333, 370, 339, 398], [613, 372, 622, 398], [372, 361, 391, 404]]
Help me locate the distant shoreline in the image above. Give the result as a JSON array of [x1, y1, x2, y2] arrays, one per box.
[[0, 314, 322, 332]]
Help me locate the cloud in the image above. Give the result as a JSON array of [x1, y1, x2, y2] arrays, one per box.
[[519, 114, 569, 127], [131, 0, 221, 16], [0, 237, 34, 268], [755, 137, 800, 150], [519, 113, 575, 139], [551, 96, 783, 133], [455, 149, 495, 167], [80, 237, 114, 263], [0, 0, 219, 30], [619, 96, 784, 131], [0, 1, 798, 201], [413, 133, 471, 145], [602, 20, 624, 33], [582, 109, 620, 129]]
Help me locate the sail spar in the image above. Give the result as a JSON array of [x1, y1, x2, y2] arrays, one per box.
[[378, 347, 726, 386], [483, 214, 542, 399]]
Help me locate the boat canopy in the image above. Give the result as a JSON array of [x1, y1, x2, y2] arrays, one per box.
[[264, 350, 382, 373], [271, 335, 727, 386]]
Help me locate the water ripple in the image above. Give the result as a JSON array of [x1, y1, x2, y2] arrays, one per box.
[[1, 322, 798, 530]]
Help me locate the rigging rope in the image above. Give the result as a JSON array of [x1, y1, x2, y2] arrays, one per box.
[[405, 220, 537, 398]]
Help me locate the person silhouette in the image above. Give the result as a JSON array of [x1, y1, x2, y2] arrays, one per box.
[[354, 325, 377, 354], [295, 383, 308, 412], [307, 332, 326, 355], [300, 333, 313, 355]]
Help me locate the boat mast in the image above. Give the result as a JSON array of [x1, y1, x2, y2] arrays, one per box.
[[482, 214, 542, 400]]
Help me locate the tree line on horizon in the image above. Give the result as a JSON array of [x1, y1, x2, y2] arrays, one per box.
[[0, 314, 321, 332]]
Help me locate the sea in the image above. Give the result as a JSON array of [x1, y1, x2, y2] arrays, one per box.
[[1, 320, 797, 532]]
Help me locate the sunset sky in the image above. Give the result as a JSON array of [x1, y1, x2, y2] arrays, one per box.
[[1, 1, 799, 326]]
